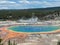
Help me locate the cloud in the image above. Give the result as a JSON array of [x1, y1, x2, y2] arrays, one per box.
[[0, 0, 60, 9], [0, 7, 8, 9], [19, 0, 30, 4], [19, 0, 43, 4], [0, 1, 16, 4], [42, 1, 60, 7], [54, 0, 60, 1], [0, 0, 21, 6], [50, 2, 60, 6]]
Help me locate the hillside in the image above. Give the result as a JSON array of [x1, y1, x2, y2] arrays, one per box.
[[0, 7, 60, 21]]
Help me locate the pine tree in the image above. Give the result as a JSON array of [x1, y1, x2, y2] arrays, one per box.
[[8, 40, 12, 45], [13, 40, 16, 45], [57, 41, 60, 45], [0, 38, 3, 45]]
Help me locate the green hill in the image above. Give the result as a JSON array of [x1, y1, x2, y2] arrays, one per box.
[[0, 7, 60, 21]]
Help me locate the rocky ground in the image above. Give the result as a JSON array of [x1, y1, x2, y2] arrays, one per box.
[[2, 33, 60, 45]]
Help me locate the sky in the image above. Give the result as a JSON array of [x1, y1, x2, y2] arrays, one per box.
[[0, 0, 60, 9]]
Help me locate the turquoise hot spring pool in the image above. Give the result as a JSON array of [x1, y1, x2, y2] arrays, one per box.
[[8, 25, 60, 33]]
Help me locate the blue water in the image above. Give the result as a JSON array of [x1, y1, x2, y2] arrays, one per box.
[[8, 26, 60, 32]]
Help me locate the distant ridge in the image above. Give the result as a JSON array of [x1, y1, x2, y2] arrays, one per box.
[[0, 6, 60, 10]]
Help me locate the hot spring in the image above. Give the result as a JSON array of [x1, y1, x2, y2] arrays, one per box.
[[8, 25, 60, 33]]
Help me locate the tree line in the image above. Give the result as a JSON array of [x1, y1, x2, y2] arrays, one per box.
[[0, 7, 60, 21]]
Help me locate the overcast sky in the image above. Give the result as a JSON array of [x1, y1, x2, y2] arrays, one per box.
[[0, 0, 60, 9]]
